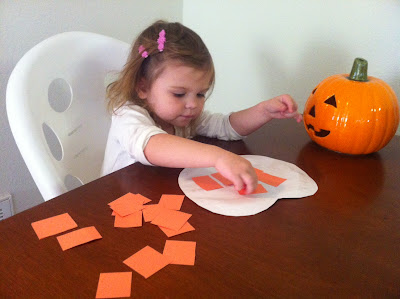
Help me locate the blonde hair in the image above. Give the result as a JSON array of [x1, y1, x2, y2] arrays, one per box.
[[107, 20, 215, 114]]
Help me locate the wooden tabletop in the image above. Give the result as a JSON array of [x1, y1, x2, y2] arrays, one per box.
[[1, 119, 399, 298]]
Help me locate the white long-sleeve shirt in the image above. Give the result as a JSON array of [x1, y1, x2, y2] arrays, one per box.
[[101, 105, 243, 175]]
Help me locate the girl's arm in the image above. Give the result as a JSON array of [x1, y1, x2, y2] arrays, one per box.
[[144, 133, 258, 194], [229, 94, 302, 136]]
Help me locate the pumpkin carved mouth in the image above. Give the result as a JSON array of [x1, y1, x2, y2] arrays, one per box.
[[306, 123, 330, 137]]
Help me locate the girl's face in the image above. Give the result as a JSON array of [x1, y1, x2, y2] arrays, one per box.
[[138, 62, 211, 132]]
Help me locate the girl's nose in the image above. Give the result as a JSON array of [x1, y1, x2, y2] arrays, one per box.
[[185, 96, 197, 109]]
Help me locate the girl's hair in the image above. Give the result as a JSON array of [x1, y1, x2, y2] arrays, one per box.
[[107, 20, 215, 113]]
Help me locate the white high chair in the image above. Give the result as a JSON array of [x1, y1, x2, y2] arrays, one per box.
[[6, 32, 130, 201]]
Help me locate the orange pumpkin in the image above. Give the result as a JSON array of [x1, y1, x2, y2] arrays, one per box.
[[303, 58, 399, 154]]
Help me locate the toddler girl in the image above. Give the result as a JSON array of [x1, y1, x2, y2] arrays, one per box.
[[101, 20, 302, 195]]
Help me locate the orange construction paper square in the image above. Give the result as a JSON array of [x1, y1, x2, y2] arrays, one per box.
[[109, 193, 144, 217], [95, 272, 132, 298], [114, 211, 142, 228], [158, 221, 195, 238], [142, 204, 163, 222], [31, 213, 78, 240], [192, 175, 223, 191], [110, 200, 144, 216], [158, 194, 185, 210], [56, 226, 102, 251], [257, 172, 286, 187], [151, 209, 192, 231], [123, 246, 170, 279], [211, 172, 233, 186], [108, 192, 135, 206], [163, 240, 196, 266], [135, 193, 152, 204]]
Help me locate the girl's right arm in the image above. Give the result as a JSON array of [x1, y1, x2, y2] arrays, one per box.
[[144, 133, 258, 194]]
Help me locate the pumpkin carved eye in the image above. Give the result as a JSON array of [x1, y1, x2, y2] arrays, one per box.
[[324, 95, 337, 107], [308, 105, 316, 117]]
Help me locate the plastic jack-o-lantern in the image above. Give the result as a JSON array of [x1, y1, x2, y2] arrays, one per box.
[[303, 58, 399, 155]]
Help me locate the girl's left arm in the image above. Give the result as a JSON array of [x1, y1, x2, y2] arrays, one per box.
[[229, 94, 302, 136]]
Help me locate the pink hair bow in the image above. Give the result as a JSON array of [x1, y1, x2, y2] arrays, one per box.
[[157, 29, 166, 52], [138, 45, 148, 58]]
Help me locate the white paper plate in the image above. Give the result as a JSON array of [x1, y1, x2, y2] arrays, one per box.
[[178, 155, 318, 216]]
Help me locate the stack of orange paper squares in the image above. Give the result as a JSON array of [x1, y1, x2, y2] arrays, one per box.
[[109, 193, 195, 237]]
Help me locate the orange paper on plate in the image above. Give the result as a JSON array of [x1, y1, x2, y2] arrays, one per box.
[[31, 213, 78, 239], [192, 175, 223, 191], [123, 246, 170, 279], [151, 209, 192, 231], [163, 240, 196, 266], [158, 194, 185, 210], [96, 272, 132, 298], [211, 172, 233, 186], [254, 168, 264, 176], [238, 184, 268, 195], [257, 172, 286, 187], [56, 226, 102, 251]]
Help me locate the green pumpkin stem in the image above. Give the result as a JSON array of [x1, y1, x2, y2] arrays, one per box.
[[349, 57, 368, 82]]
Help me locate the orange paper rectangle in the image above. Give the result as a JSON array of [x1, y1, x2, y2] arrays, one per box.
[[56, 226, 102, 251], [96, 272, 132, 298], [163, 240, 196, 266], [31, 213, 78, 239], [257, 172, 286, 187], [123, 246, 170, 279], [211, 172, 233, 186], [151, 209, 192, 231], [192, 175, 223, 191], [254, 168, 264, 176], [239, 184, 268, 195], [252, 183, 268, 194]]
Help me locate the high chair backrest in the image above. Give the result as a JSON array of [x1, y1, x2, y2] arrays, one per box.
[[6, 31, 130, 201]]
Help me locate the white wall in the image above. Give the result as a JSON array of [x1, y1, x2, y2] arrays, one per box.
[[183, 0, 400, 135], [0, 0, 182, 214]]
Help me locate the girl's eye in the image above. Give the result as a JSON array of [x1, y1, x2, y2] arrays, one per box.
[[197, 93, 206, 98], [173, 93, 185, 98]]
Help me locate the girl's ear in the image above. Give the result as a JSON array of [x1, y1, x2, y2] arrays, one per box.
[[136, 78, 148, 99]]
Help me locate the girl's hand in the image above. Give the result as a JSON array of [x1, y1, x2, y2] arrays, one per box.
[[214, 152, 258, 195], [263, 94, 302, 123]]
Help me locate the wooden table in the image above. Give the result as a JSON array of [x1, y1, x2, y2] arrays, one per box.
[[1, 119, 399, 298]]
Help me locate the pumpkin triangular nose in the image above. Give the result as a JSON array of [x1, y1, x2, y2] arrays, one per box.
[[309, 105, 316, 117]]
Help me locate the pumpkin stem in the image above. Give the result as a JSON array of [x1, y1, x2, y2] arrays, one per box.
[[349, 58, 368, 82]]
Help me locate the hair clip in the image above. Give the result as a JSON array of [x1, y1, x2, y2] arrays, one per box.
[[138, 45, 148, 58], [157, 29, 166, 52]]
